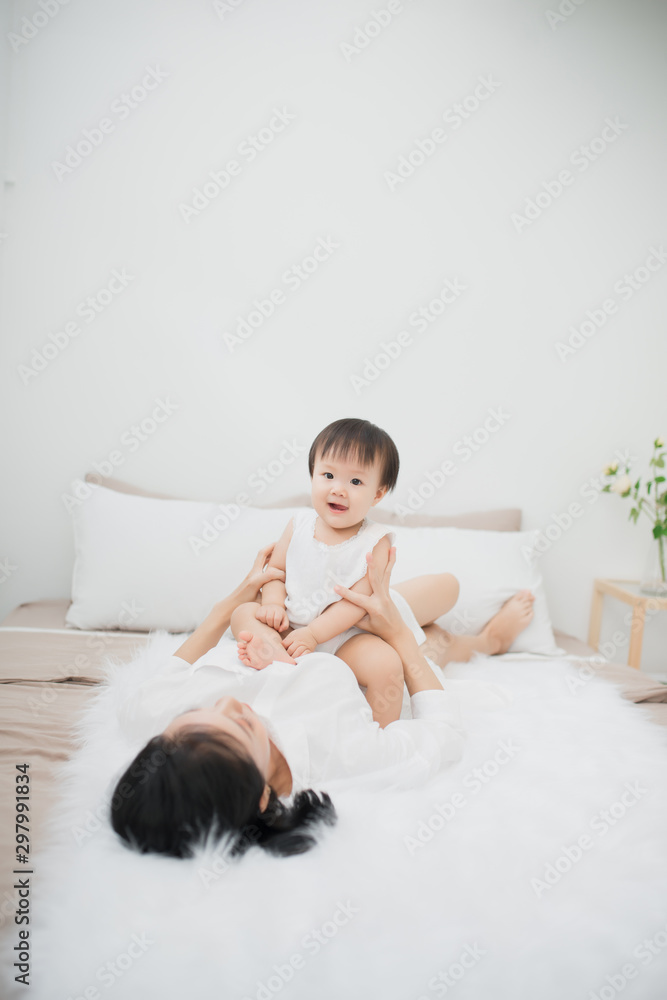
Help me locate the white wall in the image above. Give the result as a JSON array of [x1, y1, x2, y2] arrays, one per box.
[[1, 0, 666, 672], [0, 0, 11, 279]]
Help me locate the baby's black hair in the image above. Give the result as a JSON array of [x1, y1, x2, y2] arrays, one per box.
[[308, 418, 399, 492]]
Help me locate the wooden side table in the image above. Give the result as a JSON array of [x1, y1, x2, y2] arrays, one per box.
[[587, 578, 667, 670]]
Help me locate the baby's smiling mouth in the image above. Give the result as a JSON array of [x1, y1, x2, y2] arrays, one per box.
[[328, 502, 348, 512]]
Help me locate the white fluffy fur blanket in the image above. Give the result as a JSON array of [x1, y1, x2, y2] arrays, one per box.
[[5, 635, 667, 1000]]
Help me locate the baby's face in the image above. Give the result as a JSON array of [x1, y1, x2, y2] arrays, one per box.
[[311, 450, 386, 530]]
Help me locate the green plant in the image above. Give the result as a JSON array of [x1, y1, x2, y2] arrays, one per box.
[[602, 437, 666, 583]]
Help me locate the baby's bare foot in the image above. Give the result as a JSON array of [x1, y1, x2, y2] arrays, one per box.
[[237, 630, 296, 670], [482, 590, 535, 655]]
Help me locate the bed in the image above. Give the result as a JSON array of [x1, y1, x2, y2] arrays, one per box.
[[1, 485, 666, 999]]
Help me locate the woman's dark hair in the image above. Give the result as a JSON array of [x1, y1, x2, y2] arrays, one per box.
[[110, 730, 336, 860], [308, 417, 399, 492]]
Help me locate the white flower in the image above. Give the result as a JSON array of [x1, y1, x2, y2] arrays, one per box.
[[603, 462, 619, 476], [610, 475, 632, 495], [655, 436, 665, 448]]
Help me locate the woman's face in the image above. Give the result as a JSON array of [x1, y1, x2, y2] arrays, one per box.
[[164, 697, 272, 777]]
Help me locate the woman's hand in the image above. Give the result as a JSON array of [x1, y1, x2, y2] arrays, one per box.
[[333, 541, 408, 644], [235, 544, 286, 605], [174, 545, 285, 666], [338, 540, 446, 696]]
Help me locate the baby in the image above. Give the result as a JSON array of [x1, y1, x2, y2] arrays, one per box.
[[231, 417, 460, 727]]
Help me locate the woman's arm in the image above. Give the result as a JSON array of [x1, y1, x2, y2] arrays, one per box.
[[174, 544, 285, 665], [333, 544, 444, 696], [379, 625, 443, 697]]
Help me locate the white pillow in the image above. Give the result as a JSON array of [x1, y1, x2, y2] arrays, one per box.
[[66, 484, 305, 632], [66, 486, 561, 655], [391, 525, 562, 655]]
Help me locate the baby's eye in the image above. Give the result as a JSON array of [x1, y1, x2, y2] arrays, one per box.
[[350, 478, 362, 486], [323, 472, 333, 479]]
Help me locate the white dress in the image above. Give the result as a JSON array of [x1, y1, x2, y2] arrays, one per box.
[[122, 637, 511, 800], [163, 645, 467, 796], [283, 509, 418, 654]]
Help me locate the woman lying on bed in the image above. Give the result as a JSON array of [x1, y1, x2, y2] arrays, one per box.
[[110, 543, 531, 862]]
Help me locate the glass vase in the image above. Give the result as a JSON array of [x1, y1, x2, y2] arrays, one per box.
[[639, 533, 667, 595]]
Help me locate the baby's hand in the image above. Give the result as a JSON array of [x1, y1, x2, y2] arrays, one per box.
[[282, 627, 318, 658], [256, 604, 289, 632]]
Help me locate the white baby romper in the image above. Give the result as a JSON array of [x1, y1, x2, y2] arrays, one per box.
[[283, 508, 423, 654]]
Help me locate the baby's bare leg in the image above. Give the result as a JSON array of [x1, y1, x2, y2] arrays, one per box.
[[392, 573, 460, 626], [336, 633, 405, 728], [230, 602, 294, 668]]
